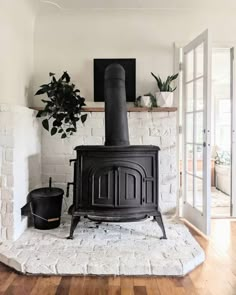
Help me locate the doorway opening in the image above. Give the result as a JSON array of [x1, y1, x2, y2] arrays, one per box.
[[211, 48, 231, 217]]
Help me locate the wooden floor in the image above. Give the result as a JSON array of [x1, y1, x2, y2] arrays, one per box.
[[0, 219, 236, 295]]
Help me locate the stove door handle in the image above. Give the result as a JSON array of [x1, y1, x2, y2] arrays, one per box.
[[66, 182, 74, 198], [69, 159, 76, 166]]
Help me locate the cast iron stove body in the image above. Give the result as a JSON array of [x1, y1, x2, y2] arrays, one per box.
[[68, 64, 167, 239]]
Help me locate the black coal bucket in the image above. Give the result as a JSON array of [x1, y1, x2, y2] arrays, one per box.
[[28, 180, 64, 230]]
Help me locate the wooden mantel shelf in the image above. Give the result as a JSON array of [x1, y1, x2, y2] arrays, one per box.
[[31, 107, 177, 112]]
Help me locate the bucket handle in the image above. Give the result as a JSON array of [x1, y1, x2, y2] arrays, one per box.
[[29, 202, 60, 223]]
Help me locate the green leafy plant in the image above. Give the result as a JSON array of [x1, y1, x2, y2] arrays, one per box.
[[35, 72, 87, 138], [151, 72, 179, 92]]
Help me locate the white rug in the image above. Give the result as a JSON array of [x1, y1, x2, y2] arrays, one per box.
[[0, 216, 205, 276]]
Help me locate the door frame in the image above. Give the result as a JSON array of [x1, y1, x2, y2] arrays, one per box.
[[175, 42, 236, 219]]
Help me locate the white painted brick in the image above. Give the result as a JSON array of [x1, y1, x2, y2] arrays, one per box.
[[0, 136, 14, 148], [171, 183, 177, 194], [42, 156, 66, 165], [6, 202, 14, 213], [1, 189, 13, 200], [1, 201, 7, 214], [129, 136, 142, 145], [152, 112, 169, 119], [6, 176, 14, 187], [43, 174, 66, 183], [151, 127, 171, 137], [1, 164, 13, 175], [161, 193, 176, 203], [160, 184, 171, 194], [140, 119, 155, 128], [129, 112, 149, 119], [2, 213, 14, 227], [161, 117, 176, 128], [91, 128, 105, 136], [142, 136, 161, 146], [127, 118, 142, 128], [90, 112, 105, 118], [129, 128, 149, 136], [1, 175, 7, 187], [73, 127, 91, 136], [81, 119, 104, 128], [1, 228, 7, 240], [5, 149, 13, 162], [42, 165, 56, 175], [84, 136, 103, 145], [160, 136, 176, 148]]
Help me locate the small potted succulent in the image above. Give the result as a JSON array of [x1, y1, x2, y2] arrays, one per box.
[[35, 72, 87, 138], [151, 72, 179, 107]]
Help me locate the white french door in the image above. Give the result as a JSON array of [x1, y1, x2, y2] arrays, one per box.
[[182, 30, 211, 235]]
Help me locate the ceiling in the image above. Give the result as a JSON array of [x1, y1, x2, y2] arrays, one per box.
[[37, 0, 236, 11]]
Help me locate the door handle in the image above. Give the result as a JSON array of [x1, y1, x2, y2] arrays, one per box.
[[203, 142, 206, 147]]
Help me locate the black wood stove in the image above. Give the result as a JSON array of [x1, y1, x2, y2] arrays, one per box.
[[67, 64, 167, 239]]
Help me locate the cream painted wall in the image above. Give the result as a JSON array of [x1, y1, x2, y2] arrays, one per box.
[[0, 0, 36, 106], [33, 8, 236, 107]]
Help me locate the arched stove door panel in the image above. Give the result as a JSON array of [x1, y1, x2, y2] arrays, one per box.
[[90, 162, 147, 208]]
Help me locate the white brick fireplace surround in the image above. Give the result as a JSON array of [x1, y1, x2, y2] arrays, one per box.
[[42, 110, 177, 216], [0, 106, 177, 241], [0, 105, 41, 241]]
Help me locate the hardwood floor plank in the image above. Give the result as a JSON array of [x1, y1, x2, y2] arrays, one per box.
[[4, 275, 38, 295], [0, 272, 17, 294], [55, 277, 72, 295], [30, 276, 61, 295], [69, 277, 85, 295]]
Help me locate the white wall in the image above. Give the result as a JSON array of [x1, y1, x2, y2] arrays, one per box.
[[0, 0, 36, 106], [33, 8, 236, 107]]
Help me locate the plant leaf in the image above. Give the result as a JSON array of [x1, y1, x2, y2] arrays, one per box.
[[42, 119, 49, 131], [81, 114, 87, 123], [49, 72, 55, 76], [35, 88, 47, 96], [61, 71, 71, 83], [61, 133, 67, 139], [36, 110, 48, 118], [51, 127, 57, 136]]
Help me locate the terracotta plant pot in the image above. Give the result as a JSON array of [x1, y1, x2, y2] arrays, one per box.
[[155, 92, 173, 107]]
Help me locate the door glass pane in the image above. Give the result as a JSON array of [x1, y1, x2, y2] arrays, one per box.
[[186, 82, 194, 112], [186, 174, 193, 206], [195, 145, 203, 178], [186, 50, 194, 81], [186, 144, 193, 173], [186, 113, 193, 143], [196, 43, 204, 77], [196, 78, 204, 111], [194, 177, 203, 213], [195, 111, 204, 143]]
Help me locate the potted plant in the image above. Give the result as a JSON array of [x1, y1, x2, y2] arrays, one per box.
[[135, 93, 157, 108], [151, 72, 179, 107], [35, 72, 87, 138]]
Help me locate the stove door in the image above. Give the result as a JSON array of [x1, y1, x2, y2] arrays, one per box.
[[92, 166, 115, 207], [117, 166, 143, 207]]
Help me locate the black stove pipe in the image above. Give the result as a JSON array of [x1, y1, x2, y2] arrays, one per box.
[[104, 63, 130, 146]]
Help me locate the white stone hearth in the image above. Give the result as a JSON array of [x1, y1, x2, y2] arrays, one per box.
[[0, 216, 204, 276]]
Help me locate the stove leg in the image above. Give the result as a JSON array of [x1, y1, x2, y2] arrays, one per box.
[[67, 215, 80, 240], [154, 215, 167, 239]]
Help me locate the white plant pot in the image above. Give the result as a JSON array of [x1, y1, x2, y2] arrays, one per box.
[[140, 96, 152, 107], [155, 92, 174, 107]]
